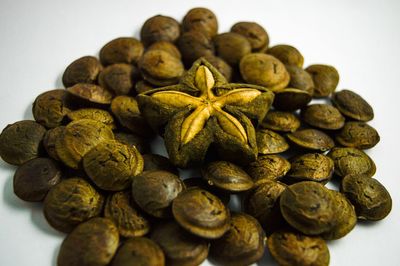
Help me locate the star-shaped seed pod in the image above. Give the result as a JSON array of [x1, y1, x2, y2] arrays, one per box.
[[137, 58, 274, 167]]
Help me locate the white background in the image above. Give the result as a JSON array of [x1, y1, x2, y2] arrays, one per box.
[[0, 0, 400, 265]]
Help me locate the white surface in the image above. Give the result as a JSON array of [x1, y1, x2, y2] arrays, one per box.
[[0, 0, 400, 265]]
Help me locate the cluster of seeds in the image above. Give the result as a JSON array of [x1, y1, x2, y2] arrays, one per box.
[[0, 7, 392, 266]]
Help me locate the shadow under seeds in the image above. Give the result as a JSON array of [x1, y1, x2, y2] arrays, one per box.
[[23, 102, 34, 120]]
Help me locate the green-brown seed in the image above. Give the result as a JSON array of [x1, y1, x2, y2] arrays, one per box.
[[256, 129, 289, 154], [142, 153, 179, 175], [182, 7, 218, 39], [43, 126, 65, 161], [62, 56, 103, 87], [327, 147, 376, 177], [140, 15, 181, 47], [246, 154, 291, 184], [100, 37, 144, 65], [261, 111, 300, 132], [98, 63, 137, 95], [231, 21, 269, 52], [336, 121, 380, 149], [267, 44, 304, 67], [66, 83, 113, 106], [285, 65, 315, 95], [67, 108, 116, 130], [287, 128, 335, 152], [301, 104, 345, 130], [273, 88, 312, 111], [287, 153, 334, 183], [214, 32, 252, 66], [306, 64, 339, 98], [332, 89, 374, 121]]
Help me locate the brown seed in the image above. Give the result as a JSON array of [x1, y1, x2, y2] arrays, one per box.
[[341, 174, 392, 221], [239, 53, 290, 91], [104, 191, 150, 238], [246, 154, 291, 184], [287, 153, 334, 183], [100, 37, 144, 66], [132, 170, 184, 218], [142, 153, 179, 175], [114, 132, 151, 154], [332, 89, 374, 121], [327, 147, 376, 177], [321, 190, 357, 240], [135, 80, 155, 94], [83, 140, 144, 191], [268, 231, 330, 266], [301, 104, 345, 130], [43, 178, 104, 233], [67, 108, 115, 130], [267, 44, 304, 67], [55, 119, 114, 169], [32, 89, 70, 128], [147, 41, 182, 59], [62, 56, 103, 87], [172, 187, 230, 239], [183, 177, 230, 206], [243, 180, 287, 234], [0, 120, 46, 165], [231, 21, 269, 52], [261, 111, 300, 132], [280, 181, 337, 235], [214, 32, 252, 66], [285, 65, 315, 95], [201, 161, 254, 192], [43, 126, 65, 161], [57, 218, 119, 266], [98, 63, 137, 95], [336, 121, 380, 149], [111, 237, 165, 266], [66, 83, 113, 106], [256, 129, 289, 154], [13, 157, 62, 202], [139, 49, 184, 86], [210, 213, 266, 266], [178, 30, 215, 67], [151, 221, 209, 266], [182, 7, 218, 39], [273, 88, 312, 111], [287, 128, 335, 152], [110, 96, 154, 137], [306, 64, 339, 98], [202, 54, 232, 81], [140, 15, 181, 47]]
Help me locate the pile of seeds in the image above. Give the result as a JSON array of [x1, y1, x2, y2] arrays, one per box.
[[0, 7, 392, 266]]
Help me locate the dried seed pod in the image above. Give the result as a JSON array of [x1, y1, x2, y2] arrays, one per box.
[[111, 237, 165, 266], [83, 140, 144, 191], [13, 157, 62, 202], [114, 132, 151, 154], [214, 32, 252, 66], [182, 7, 218, 39], [267, 45, 304, 67], [332, 89, 374, 121], [287, 153, 334, 183], [285, 65, 315, 95], [246, 154, 291, 184], [66, 83, 113, 106], [55, 119, 114, 169], [306, 64, 339, 98], [341, 174, 392, 221], [280, 181, 337, 235], [104, 191, 150, 237], [178, 30, 215, 67], [321, 190, 357, 240], [132, 170, 184, 218], [268, 231, 330, 266], [140, 15, 181, 47], [147, 41, 182, 59], [240, 53, 290, 91], [43, 126, 65, 161], [287, 129, 335, 152], [243, 180, 287, 234], [110, 96, 154, 137], [301, 104, 345, 130], [0, 120, 46, 165], [32, 89, 70, 128], [98, 63, 137, 95], [100, 37, 144, 65], [67, 108, 115, 130], [335, 121, 380, 149], [142, 153, 179, 175], [231, 21, 269, 52], [201, 161, 254, 192], [57, 218, 119, 266], [273, 88, 312, 112], [43, 178, 104, 233], [151, 221, 209, 266], [172, 187, 230, 239], [62, 56, 103, 87], [256, 129, 289, 154], [261, 111, 300, 132], [327, 147, 376, 177], [139, 50, 184, 86], [210, 213, 266, 266]]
